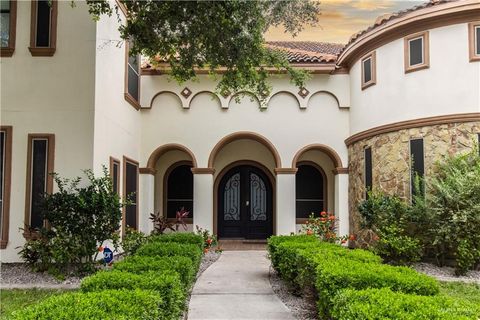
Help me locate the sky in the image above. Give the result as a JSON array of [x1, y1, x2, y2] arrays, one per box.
[[265, 0, 424, 44]]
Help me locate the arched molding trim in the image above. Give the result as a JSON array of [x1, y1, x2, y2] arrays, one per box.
[[296, 160, 328, 224], [163, 160, 194, 224], [307, 90, 341, 109], [228, 91, 261, 108], [267, 91, 301, 109], [213, 160, 276, 236], [208, 131, 282, 169], [292, 144, 344, 173], [148, 90, 183, 109], [145, 143, 198, 174], [188, 90, 222, 109]]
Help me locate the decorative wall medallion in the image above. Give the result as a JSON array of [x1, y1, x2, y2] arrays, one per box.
[[220, 90, 231, 99], [180, 87, 192, 99], [298, 87, 310, 99]]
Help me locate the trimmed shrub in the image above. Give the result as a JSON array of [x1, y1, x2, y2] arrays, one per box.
[[315, 258, 439, 317], [136, 242, 202, 267], [267, 235, 318, 269], [81, 270, 185, 318], [113, 255, 195, 287], [13, 289, 164, 320], [150, 232, 204, 250], [331, 288, 480, 320]]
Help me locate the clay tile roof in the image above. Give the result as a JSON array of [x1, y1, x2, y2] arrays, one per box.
[[340, 0, 457, 56], [266, 41, 344, 63]]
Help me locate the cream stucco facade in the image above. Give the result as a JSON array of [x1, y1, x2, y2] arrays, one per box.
[[1, 0, 479, 261]]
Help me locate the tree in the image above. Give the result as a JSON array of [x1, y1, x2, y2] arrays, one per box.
[[85, 0, 321, 100]]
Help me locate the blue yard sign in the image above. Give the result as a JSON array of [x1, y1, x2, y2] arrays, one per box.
[[103, 247, 113, 264]]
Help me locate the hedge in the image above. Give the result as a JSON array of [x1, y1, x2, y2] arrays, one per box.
[[12, 289, 164, 320], [136, 242, 202, 267], [331, 288, 480, 320], [149, 232, 203, 250], [80, 270, 185, 318], [267, 235, 318, 269], [113, 255, 195, 287]]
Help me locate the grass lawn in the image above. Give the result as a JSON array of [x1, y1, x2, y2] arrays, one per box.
[[0, 289, 71, 320], [439, 281, 480, 305]]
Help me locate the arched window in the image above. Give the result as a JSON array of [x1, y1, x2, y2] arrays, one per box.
[[165, 162, 193, 219], [295, 163, 326, 219]]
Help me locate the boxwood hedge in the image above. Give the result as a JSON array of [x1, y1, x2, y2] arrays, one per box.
[[136, 242, 202, 267], [331, 288, 480, 320], [149, 232, 203, 250], [12, 289, 164, 320], [113, 255, 195, 287], [80, 270, 185, 318]]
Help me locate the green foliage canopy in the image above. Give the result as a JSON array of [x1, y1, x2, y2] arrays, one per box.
[[84, 0, 321, 99]]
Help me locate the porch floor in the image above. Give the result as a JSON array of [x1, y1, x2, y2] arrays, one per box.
[[217, 239, 267, 251]]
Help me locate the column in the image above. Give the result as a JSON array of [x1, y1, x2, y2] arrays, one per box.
[[192, 169, 214, 232], [139, 172, 155, 234], [334, 172, 349, 237], [275, 170, 297, 235]]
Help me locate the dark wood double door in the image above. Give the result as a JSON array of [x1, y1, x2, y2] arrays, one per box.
[[218, 165, 273, 239]]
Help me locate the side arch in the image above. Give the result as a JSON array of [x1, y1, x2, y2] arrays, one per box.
[[292, 144, 343, 170], [267, 91, 301, 109], [208, 131, 282, 169], [145, 143, 198, 173], [307, 90, 341, 109], [188, 91, 222, 109], [149, 91, 183, 109]]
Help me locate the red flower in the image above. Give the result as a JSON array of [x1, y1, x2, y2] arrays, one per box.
[[320, 218, 326, 222], [306, 229, 313, 235], [341, 239, 347, 244], [206, 238, 213, 244], [349, 234, 356, 241], [98, 246, 104, 252], [320, 211, 327, 216], [204, 248, 209, 254], [328, 215, 336, 221]]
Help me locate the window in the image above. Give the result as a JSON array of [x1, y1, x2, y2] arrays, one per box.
[[109, 157, 120, 195], [410, 138, 424, 199], [361, 51, 376, 90], [295, 163, 326, 220], [25, 134, 54, 233], [165, 162, 193, 219], [125, 40, 141, 109], [404, 31, 429, 73], [0, 126, 12, 248], [29, 0, 57, 56], [364, 147, 372, 199], [123, 156, 138, 231], [0, 0, 16, 57], [468, 22, 480, 62]]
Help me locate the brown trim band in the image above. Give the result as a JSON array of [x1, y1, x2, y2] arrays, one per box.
[[345, 113, 480, 146], [109, 156, 121, 194], [24, 133, 55, 240], [468, 21, 480, 62], [146, 143, 198, 173], [332, 167, 349, 175], [139, 167, 156, 175], [0, 126, 12, 249], [29, 0, 58, 57], [292, 143, 344, 169], [274, 168, 298, 174], [0, 1, 17, 57], [191, 168, 215, 175]]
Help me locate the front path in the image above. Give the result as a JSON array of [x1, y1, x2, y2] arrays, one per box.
[[188, 251, 294, 320]]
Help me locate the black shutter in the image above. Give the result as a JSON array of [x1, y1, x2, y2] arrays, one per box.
[[0, 131, 4, 232], [410, 138, 424, 198], [36, 0, 51, 47], [31, 139, 48, 228], [364, 147, 372, 199], [125, 162, 138, 229]]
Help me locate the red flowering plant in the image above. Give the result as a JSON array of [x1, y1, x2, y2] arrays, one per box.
[[301, 212, 352, 244], [195, 225, 218, 253]]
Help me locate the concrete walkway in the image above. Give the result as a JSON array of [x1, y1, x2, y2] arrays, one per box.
[[188, 251, 294, 320]]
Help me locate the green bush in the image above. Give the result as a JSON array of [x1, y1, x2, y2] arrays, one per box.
[[81, 270, 185, 318], [121, 228, 148, 256], [136, 242, 202, 267], [267, 235, 318, 270], [113, 255, 195, 286], [150, 232, 204, 250], [12, 289, 164, 320], [331, 288, 480, 320], [315, 258, 439, 317]]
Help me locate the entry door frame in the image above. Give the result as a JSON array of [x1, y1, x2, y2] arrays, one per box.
[[213, 160, 276, 238]]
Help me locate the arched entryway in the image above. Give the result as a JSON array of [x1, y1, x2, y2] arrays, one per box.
[[215, 161, 274, 239]]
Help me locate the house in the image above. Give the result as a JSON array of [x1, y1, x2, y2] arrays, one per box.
[[1, 0, 479, 262]]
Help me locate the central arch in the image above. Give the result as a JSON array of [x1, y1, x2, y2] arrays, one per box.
[[214, 160, 276, 239], [208, 131, 282, 169]]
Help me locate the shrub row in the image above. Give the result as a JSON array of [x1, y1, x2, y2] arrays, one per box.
[[266, 235, 479, 319], [14, 232, 204, 320]]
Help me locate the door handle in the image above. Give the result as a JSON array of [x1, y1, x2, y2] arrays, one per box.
[[246, 200, 249, 206]]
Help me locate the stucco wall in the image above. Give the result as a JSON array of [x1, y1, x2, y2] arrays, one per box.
[[0, 1, 96, 261], [348, 121, 480, 241], [349, 23, 480, 135]]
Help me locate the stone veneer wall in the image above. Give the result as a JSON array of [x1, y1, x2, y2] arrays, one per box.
[[348, 121, 480, 244]]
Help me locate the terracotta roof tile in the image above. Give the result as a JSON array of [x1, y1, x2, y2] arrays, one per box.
[[266, 41, 343, 63]]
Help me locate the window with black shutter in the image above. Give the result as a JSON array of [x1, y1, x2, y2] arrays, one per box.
[[125, 40, 141, 109], [410, 138, 424, 199], [29, 0, 57, 56], [110, 157, 120, 195], [123, 157, 138, 230], [404, 31, 429, 73], [0, 0, 17, 57], [295, 163, 326, 219], [364, 147, 372, 199], [166, 163, 193, 219], [0, 126, 12, 248]]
